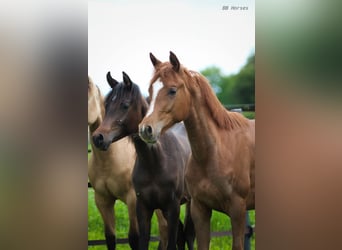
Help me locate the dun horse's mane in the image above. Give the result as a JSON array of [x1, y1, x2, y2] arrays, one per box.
[[96, 86, 105, 117], [183, 68, 249, 130]]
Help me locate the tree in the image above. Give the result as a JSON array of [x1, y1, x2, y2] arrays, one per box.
[[201, 54, 255, 105]]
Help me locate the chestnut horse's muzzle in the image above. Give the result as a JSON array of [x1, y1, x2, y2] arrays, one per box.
[[139, 124, 158, 144]]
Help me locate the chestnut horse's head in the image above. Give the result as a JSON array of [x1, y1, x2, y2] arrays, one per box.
[[139, 52, 191, 144], [92, 72, 147, 150]]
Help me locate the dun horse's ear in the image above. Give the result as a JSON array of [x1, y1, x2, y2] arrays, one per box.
[[150, 52, 161, 67], [106, 71, 119, 89], [169, 51, 180, 72], [122, 71, 132, 90]]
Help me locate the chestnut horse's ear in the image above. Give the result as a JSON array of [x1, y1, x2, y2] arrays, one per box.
[[122, 71, 132, 90], [150, 52, 161, 67], [169, 51, 180, 72], [106, 71, 119, 89]]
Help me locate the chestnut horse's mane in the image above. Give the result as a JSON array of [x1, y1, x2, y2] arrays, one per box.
[[151, 63, 249, 130], [184, 69, 249, 130]]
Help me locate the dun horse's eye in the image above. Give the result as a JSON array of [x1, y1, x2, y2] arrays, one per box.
[[168, 87, 177, 96]]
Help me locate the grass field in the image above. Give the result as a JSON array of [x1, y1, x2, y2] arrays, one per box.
[[88, 189, 255, 249]]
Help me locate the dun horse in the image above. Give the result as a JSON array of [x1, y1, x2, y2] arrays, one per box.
[[92, 72, 195, 250], [88, 76, 167, 249], [139, 52, 255, 250]]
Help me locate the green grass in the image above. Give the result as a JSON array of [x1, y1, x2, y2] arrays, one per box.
[[242, 111, 255, 119], [88, 189, 255, 249]]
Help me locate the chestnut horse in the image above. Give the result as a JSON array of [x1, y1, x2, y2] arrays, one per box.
[[139, 52, 255, 250], [92, 72, 195, 250], [88, 76, 168, 249]]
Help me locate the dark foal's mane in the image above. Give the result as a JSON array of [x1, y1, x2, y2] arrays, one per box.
[[104, 81, 148, 120]]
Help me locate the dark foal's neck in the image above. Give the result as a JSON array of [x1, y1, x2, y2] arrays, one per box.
[[130, 97, 162, 171]]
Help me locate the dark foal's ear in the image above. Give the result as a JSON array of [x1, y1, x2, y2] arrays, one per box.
[[122, 71, 132, 90], [169, 51, 180, 72], [106, 71, 119, 89], [150, 52, 161, 67]]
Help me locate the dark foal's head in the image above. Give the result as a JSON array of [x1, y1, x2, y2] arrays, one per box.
[[92, 71, 148, 151]]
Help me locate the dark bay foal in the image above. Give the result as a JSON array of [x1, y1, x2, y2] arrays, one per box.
[[92, 72, 195, 250]]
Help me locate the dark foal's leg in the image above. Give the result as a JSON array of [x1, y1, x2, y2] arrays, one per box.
[[156, 209, 168, 250], [136, 199, 153, 250], [184, 202, 195, 250], [163, 202, 181, 250], [94, 193, 116, 250], [177, 219, 185, 250]]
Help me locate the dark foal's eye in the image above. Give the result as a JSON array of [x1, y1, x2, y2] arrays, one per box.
[[121, 102, 130, 110], [168, 87, 177, 96]]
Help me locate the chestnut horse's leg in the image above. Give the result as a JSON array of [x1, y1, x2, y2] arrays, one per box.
[[229, 195, 247, 250], [155, 209, 168, 250], [126, 190, 139, 250], [136, 199, 153, 250], [94, 193, 116, 250], [191, 199, 212, 250], [184, 201, 195, 250], [163, 202, 181, 250]]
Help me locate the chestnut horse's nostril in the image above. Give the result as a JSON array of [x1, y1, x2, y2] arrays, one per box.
[[92, 133, 104, 148], [145, 125, 153, 137]]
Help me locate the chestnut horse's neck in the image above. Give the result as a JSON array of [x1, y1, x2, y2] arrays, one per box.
[[182, 71, 249, 162]]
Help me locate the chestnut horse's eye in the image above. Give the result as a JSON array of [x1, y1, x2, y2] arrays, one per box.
[[168, 87, 177, 96]]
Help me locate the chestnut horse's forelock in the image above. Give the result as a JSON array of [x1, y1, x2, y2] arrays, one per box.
[[150, 62, 250, 131]]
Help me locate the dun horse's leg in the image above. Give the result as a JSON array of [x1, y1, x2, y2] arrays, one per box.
[[155, 209, 168, 250], [191, 199, 212, 250], [126, 191, 139, 250], [94, 193, 116, 250], [136, 199, 153, 250], [184, 201, 195, 250], [229, 195, 247, 250], [163, 202, 180, 250]]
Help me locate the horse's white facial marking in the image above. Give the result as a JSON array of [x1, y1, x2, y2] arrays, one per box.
[[146, 79, 163, 116]]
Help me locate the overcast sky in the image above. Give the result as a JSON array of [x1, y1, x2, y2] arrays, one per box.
[[88, 0, 255, 96]]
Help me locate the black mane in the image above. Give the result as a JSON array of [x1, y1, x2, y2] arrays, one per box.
[[104, 81, 147, 115]]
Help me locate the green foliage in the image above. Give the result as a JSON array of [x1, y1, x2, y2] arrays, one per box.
[[201, 54, 255, 105]]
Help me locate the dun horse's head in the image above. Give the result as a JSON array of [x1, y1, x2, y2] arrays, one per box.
[[139, 52, 191, 144], [88, 76, 102, 126], [92, 72, 146, 150]]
